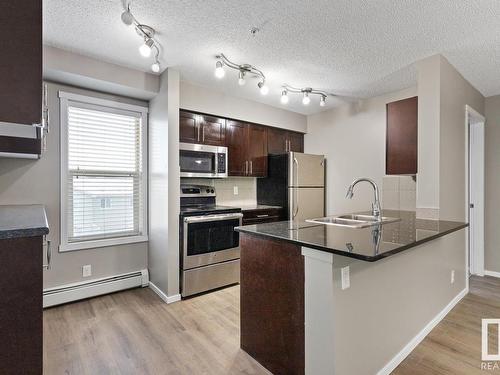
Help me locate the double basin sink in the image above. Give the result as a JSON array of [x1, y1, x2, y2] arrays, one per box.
[[306, 214, 401, 228]]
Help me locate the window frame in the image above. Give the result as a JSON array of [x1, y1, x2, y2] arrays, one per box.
[[59, 91, 148, 252]]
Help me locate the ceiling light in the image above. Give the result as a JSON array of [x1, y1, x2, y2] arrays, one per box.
[[151, 61, 161, 73], [238, 71, 246, 86], [302, 92, 311, 105], [258, 81, 269, 95], [215, 60, 225, 78], [139, 38, 154, 57], [280, 89, 289, 104], [320, 95, 326, 107], [121, 7, 134, 26]]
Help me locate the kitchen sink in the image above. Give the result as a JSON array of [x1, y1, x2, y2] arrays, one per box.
[[306, 214, 401, 228]]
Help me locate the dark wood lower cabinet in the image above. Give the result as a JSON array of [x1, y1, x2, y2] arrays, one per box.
[[0, 236, 43, 375], [240, 234, 304, 375]]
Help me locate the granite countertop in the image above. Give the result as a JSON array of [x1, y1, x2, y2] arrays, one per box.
[[235, 210, 468, 262], [229, 204, 283, 212], [0, 205, 49, 240]]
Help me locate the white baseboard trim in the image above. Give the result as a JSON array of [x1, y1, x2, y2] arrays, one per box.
[[485, 270, 500, 279], [377, 287, 468, 375], [148, 281, 181, 304], [43, 269, 149, 308]]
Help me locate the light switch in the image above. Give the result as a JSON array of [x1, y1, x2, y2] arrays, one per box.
[[82, 264, 92, 277], [341, 266, 350, 290], [233, 186, 239, 195]]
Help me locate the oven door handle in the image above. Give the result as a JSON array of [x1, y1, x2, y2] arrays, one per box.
[[184, 213, 243, 223]]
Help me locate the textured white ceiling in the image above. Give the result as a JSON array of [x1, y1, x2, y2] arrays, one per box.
[[43, 0, 500, 115]]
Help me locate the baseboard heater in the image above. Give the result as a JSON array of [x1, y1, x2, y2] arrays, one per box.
[[43, 269, 149, 308]]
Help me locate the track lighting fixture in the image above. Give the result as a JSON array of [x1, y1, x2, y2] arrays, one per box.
[[215, 53, 266, 92], [282, 85, 330, 107], [121, 4, 163, 73]]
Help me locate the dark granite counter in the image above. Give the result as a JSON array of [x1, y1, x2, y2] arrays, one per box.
[[0, 205, 49, 240], [235, 210, 468, 262]]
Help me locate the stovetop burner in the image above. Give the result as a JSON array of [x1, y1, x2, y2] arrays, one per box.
[[179, 184, 241, 217]]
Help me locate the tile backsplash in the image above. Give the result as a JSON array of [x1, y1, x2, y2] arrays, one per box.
[[382, 176, 416, 211], [181, 177, 257, 206]]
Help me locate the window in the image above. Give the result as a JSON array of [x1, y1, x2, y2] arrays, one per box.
[[59, 92, 148, 251]]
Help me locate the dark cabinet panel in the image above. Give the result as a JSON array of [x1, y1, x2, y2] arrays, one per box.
[[242, 207, 283, 225], [267, 127, 304, 154], [226, 120, 248, 176], [386, 96, 418, 175], [0, 236, 43, 375], [247, 125, 268, 177], [0, 1, 42, 126], [288, 131, 304, 153], [179, 111, 199, 144], [199, 115, 225, 146]]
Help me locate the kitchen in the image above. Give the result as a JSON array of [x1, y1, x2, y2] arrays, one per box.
[[1, 1, 500, 375]]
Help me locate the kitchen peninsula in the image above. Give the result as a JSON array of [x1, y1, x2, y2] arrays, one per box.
[[236, 210, 468, 375]]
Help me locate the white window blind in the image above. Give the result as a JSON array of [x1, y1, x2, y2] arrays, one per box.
[[60, 92, 148, 250]]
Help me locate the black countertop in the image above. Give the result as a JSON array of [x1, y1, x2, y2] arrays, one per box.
[[235, 210, 468, 262], [0, 205, 49, 240]]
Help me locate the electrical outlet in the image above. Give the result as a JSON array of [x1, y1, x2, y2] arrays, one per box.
[[233, 186, 239, 195], [451, 269, 455, 284], [341, 266, 350, 290], [82, 264, 92, 278]]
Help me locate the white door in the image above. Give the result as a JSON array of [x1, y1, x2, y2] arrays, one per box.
[[469, 109, 485, 276]]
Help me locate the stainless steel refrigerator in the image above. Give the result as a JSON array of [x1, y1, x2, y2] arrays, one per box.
[[257, 152, 326, 222]]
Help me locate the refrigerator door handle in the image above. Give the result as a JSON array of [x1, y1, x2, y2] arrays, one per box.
[[293, 157, 299, 219]]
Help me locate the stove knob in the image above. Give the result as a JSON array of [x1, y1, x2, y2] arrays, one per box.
[[206, 189, 210, 193], [211, 189, 214, 193]]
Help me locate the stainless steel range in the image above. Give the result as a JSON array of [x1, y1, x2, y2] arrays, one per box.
[[179, 184, 242, 297]]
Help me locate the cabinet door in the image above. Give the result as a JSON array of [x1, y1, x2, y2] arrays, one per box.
[[179, 111, 199, 143], [199, 115, 225, 146], [288, 131, 304, 153], [226, 120, 248, 176], [386, 96, 418, 175], [247, 124, 268, 177], [267, 127, 288, 154], [0, 1, 42, 126]]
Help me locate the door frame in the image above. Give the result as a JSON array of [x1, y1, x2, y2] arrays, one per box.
[[465, 105, 486, 276]]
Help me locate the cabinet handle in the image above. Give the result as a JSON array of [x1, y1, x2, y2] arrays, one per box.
[[250, 160, 253, 175], [43, 240, 52, 270], [256, 214, 269, 218], [197, 124, 201, 142], [245, 160, 248, 175], [285, 139, 288, 152], [202, 126, 205, 142]]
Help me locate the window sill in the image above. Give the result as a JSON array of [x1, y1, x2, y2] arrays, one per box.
[[59, 235, 148, 252]]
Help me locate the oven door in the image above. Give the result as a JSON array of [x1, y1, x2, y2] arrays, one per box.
[[183, 213, 243, 269]]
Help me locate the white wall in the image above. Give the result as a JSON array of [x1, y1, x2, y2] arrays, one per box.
[[305, 87, 417, 216], [0, 82, 148, 289], [180, 81, 307, 133], [148, 69, 181, 298], [485, 95, 500, 273]]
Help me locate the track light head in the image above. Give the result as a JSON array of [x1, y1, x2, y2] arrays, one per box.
[[139, 38, 154, 57], [258, 81, 269, 95], [238, 71, 246, 86], [215, 60, 225, 78], [151, 61, 161, 73], [302, 92, 311, 105], [320, 95, 326, 107], [280, 89, 289, 104]]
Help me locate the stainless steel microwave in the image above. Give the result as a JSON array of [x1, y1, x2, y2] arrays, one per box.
[[179, 143, 228, 178]]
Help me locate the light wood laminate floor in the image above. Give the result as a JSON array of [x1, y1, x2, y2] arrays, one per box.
[[44, 276, 500, 374]]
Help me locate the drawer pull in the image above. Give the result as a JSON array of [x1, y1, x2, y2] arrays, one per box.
[[256, 214, 269, 218], [43, 240, 51, 271]]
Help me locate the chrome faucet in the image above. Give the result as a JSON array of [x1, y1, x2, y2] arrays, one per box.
[[346, 178, 381, 220]]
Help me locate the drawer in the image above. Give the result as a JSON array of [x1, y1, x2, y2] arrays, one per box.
[[243, 216, 280, 226], [242, 208, 283, 225]]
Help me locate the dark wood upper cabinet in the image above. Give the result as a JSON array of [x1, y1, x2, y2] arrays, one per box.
[[226, 121, 268, 177], [199, 115, 225, 146], [386, 96, 418, 175], [267, 127, 304, 154], [247, 125, 268, 177], [179, 111, 199, 144], [179, 110, 226, 146], [226, 120, 248, 176], [0, 0, 42, 126]]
